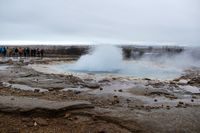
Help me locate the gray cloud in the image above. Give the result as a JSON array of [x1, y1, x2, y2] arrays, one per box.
[[0, 0, 200, 45]]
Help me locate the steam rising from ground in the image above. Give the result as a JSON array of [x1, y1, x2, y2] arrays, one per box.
[[57, 45, 200, 80], [70, 45, 123, 72], [141, 47, 200, 69]]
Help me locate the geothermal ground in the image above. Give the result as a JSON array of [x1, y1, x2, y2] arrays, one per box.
[[0, 52, 200, 132]]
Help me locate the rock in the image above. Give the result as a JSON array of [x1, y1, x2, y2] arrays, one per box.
[[118, 89, 123, 92], [188, 77, 200, 85], [178, 79, 188, 85], [176, 102, 186, 108], [11, 98, 15, 100], [21, 117, 31, 122], [68, 117, 73, 121], [112, 77, 117, 80], [149, 91, 173, 97], [34, 122, 37, 126], [178, 101, 184, 105], [34, 89, 40, 93], [154, 99, 157, 102], [126, 99, 131, 102], [84, 82, 100, 89], [64, 113, 71, 118], [48, 87, 64, 91], [166, 105, 170, 110], [143, 78, 151, 81], [48, 88, 55, 91], [98, 79, 111, 83], [29, 60, 34, 64], [74, 91, 81, 94], [20, 73, 32, 78], [192, 95, 197, 99], [165, 95, 178, 99], [112, 99, 120, 104], [100, 87, 103, 90], [7, 59, 13, 65], [0, 96, 94, 114], [33, 118, 48, 126], [114, 95, 118, 98], [191, 99, 194, 102], [169, 81, 176, 84]]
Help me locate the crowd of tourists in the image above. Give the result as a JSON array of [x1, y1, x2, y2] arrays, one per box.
[[0, 47, 44, 58]]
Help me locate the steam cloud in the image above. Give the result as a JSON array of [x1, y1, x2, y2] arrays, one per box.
[[69, 45, 123, 72], [62, 45, 200, 80]]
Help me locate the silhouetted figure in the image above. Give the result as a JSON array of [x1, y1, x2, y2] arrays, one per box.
[[2, 47, 7, 57], [14, 48, 19, 57], [0, 47, 6, 57], [36, 48, 40, 57], [33, 49, 36, 57], [40, 49, 44, 58], [24, 48, 27, 57], [26, 48, 30, 57]]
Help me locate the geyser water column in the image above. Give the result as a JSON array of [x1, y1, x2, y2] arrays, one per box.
[[69, 45, 123, 73], [52, 45, 184, 80]]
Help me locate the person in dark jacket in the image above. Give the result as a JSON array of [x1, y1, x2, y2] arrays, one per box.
[[2, 47, 7, 57], [40, 49, 44, 58]]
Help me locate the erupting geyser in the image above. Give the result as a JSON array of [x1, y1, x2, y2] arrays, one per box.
[[52, 46, 200, 80], [69, 45, 123, 73]]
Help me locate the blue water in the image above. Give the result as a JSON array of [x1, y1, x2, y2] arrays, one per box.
[[52, 61, 183, 80]]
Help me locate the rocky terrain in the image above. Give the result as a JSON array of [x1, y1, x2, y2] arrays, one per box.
[[0, 57, 200, 133]]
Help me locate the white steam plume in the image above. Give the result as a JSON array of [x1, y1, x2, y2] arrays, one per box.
[[69, 45, 123, 72]]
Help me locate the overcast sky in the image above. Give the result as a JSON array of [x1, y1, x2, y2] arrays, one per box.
[[0, 0, 199, 45]]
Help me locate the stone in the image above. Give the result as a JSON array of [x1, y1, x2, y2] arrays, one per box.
[[114, 95, 118, 98], [192, 95, 197, 99], [64, 113, 71, 118], [33, 118, 48, 126], [118, 89, 123, 92], [34, 122, 37, 126], [7, 59, 13, 65], [74, 91, 81, 94], [178, 79, 188, 85], [84, 82, 100, 89], [48, 88, 55, 91], [21, 117, 31, 122], [34, 89, 40, 93], [98, 79, 111, 83], [143, 78, 151, 81], [178, 101, 184, 105], [126, 99, 131, 102], [165, 95, 178, 99], [0, 96, 93, 113], [112, 77, 117, 80], [166, 105, 170, 110], [11, 98, 15, 100], [48, 87, 64, 91]]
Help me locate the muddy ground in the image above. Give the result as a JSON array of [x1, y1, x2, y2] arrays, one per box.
[[0, 57, 200, 133]]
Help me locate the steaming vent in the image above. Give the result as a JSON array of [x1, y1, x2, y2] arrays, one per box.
[[69, 45, 123, 73], [53, 45, 200, 80]]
